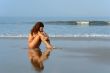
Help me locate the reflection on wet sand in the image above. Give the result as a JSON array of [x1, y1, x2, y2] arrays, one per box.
[[60, 47, 110, 65], [28, 48, 52, 72]]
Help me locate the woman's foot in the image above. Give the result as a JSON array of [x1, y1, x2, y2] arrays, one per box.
[[46, 45, 53, 51]]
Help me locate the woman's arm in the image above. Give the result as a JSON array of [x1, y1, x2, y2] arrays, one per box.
[[38, 32, 53, 50]]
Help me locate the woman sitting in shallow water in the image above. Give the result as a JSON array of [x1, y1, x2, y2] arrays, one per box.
[[28, 22, 53, 50], [28, 22, 53, 71]]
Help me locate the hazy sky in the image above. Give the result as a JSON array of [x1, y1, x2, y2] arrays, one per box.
[[0, 0, 110, 18]]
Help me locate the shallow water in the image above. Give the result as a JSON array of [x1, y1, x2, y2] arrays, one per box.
[[0, 38, 110, 73]]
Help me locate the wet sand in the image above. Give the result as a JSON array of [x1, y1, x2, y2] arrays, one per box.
[[0, 38, 110, 73]]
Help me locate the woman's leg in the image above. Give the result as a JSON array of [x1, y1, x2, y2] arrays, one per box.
[[40, 36, 53, 50], [38, 32, 53, 50], [29, 35, 40, 49]]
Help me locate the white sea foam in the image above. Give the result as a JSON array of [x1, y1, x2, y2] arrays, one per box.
[[0, 34, 110, 38], [49, 34, 110, 37]]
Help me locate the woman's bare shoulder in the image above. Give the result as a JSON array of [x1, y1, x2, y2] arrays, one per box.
[[28, 33, 34, 43], [28, 33, 34, 40], [28, 33, 31, 36], [28, 33, 32, 37]]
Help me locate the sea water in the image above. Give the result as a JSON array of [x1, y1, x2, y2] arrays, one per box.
[[0, 17, 110, 38]]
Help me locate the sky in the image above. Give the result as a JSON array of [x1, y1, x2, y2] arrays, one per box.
[[0, 0, 110, 18]]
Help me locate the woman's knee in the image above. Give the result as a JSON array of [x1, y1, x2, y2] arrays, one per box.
[[34, 35, 40, 41]]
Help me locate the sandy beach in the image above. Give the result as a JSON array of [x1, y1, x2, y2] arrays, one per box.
[[0, 38, 110, 73]]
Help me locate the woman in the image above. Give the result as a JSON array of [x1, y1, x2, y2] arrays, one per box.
[[28, 22, 53, 71], [28, 22, 53, 50]]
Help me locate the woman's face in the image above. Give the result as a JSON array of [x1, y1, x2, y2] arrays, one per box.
[[39, 27, 44, 32]]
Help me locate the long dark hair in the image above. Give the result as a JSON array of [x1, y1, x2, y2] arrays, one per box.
[[31, 22, 44, 35]]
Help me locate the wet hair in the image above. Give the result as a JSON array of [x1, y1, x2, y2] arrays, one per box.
[[31, 22, 44, 35]]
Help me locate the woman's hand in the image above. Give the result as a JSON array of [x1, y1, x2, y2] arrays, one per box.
[[38, 31, 49, 41]]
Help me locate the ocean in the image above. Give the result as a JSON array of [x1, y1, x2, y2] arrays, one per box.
[[0, 17, 110, 38], [0, 17, 110, 73]]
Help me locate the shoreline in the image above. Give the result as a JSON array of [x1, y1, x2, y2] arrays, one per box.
[[0, 37, 110, 41]]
